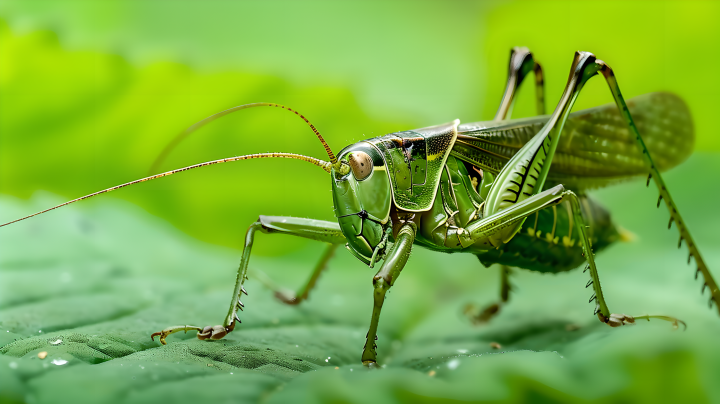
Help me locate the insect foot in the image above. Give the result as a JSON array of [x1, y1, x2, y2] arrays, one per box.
[[463, 302, 502, 325], [197, 325, 229, 340], [150, 325, 204, 345], [274, 289, 301, 305], [598, 313, 687, 330], [598, 313, 635, 327]]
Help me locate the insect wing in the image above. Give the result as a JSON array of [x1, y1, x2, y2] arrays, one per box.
[[454, 92, 693, 190]]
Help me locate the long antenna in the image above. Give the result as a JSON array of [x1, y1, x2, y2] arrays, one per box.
[[149, 103, 338, 174], [1, 152, 331, 228]]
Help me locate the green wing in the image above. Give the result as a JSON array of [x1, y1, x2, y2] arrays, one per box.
[[452, 92, 693, 190]]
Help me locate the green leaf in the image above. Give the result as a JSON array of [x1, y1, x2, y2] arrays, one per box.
[[2, 3, 720, 403], [2, 153, 720, 404]]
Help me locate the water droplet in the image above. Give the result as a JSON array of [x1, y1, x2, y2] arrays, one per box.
[[9, 362, 18, 369], [51, 359, 68, 366], [50, 339, 62, 345], [447, 359, 460, 370], [456, 349, 468, 354]]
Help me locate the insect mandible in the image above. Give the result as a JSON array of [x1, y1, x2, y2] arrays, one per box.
[[3, 48, 718, 366]]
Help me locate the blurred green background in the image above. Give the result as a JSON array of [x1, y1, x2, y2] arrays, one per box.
[[1, 0, 719, 253], [1, 1, 719, 403]]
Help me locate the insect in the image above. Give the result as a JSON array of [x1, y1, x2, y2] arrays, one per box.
[[3, 48, 718, 366]]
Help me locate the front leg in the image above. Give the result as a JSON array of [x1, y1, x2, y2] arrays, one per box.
[[151, 215, 346, 345], [361, 222, 416, 365]]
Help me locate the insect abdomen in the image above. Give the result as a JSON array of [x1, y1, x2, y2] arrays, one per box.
[[476, 196, 620, 273]]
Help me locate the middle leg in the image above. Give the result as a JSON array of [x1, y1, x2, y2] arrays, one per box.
[[464, 264, 513, 324]]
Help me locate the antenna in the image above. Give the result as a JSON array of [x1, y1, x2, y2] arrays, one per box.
[[149, 103, 338, 174], [1, 152, 332, 228]]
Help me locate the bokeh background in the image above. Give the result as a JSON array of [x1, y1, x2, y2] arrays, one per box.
[[1, 1, 719, 403]]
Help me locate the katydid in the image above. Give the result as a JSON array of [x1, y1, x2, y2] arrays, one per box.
[[2, 48, 717, 366]]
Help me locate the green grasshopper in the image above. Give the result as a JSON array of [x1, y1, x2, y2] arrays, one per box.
[[3, 48, 718, 366]]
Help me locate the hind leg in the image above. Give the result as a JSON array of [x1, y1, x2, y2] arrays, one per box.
[[494, 46, 545, 120]]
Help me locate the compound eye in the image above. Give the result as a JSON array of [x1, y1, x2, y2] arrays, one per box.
[[348, 152, 373, 181]]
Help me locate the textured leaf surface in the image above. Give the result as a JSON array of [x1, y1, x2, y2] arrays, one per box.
[[1, 2, 720, 402], [1, 154, 720, 404]]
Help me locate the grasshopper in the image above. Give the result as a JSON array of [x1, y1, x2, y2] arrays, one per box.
[[3, 48, 718, 366]]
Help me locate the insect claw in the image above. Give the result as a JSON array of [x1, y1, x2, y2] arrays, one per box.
[[586, 279, 593, 288], [646, 173, 652, 187], [695, 267, 701, 280], [589, 293, 597, 303], [668, 217, 674, 230], [657, 195, 663, 208], [241, 286, 248, 295], [678, 236, 683, 249], [583, 264, 590, 273], [236, 301, 244, 311], [593, 304, 601, 315], [234, 312, 242, 324], [702, 283, 708, 295], [710, 297, 715, 309]]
